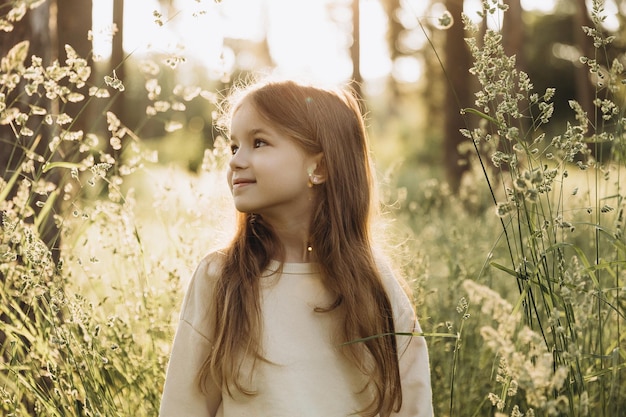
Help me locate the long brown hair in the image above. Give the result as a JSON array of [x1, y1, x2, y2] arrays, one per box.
[[201, 79, 402, 416]]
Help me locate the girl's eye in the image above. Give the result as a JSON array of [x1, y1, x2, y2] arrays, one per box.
[[254, 139, 267, 148], [230, 145, 239, 155]]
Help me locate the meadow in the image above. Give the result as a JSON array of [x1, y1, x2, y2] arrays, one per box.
[[1, 1, 624, 416]]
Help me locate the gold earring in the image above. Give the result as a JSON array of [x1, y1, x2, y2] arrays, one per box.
[[308, 174, 321, 187]]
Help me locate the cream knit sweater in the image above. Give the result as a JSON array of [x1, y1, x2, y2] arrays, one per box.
[[159, 252, 433, 417]]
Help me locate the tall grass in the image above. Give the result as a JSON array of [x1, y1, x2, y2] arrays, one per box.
[[437, 1, 625, 415], [1, 1, 624, 417], [0, 3, 224, 415]]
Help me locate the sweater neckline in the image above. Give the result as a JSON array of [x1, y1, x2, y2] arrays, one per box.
[[267, 260, 321, 275]]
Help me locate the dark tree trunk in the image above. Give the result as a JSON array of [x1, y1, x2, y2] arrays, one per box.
[[0, 4, 58, 413], [382, 0, 402, 103], [110, 0, 126, 122], [56, 0, 93, 134], [574, 0, 594, 119], [0, 2, 60, 255], [443, 0, 472, 192], [350, 0, 363, 100], [574, 0, 597, 159], [502, 0, 525, 70], [57, 0, 92, 61]]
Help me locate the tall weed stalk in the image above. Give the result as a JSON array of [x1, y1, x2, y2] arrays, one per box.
[[0, 2, 220, 415], [459, 1, 625, 415]]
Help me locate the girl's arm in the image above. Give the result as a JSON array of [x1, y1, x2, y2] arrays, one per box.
[[394, 317, 434, 417], [159, 255, 224, 417], [159, 320, 221, 416], [377, 257, 434, 417]]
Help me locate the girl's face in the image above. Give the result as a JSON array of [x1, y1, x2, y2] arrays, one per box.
[[227, 99, 322, 221]]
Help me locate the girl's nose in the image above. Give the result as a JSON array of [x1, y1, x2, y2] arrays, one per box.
[[229, 147, 247, 170]]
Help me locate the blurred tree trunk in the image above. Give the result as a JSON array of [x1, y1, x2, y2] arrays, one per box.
[[0, 4, 53, 163], [501, 0, 527, 151], [0, 2, 60, 255], [350, 0, 363, 99], [57, 0, 93, 134], [381, 0, 402, 103], [443, 0, 471, 192], [502, 0, 525, 70], [57, 0, 92, 60], [0, 3, 52, 61], [0, 4, 57, 413], [574, 0, 596, 144], [110, 0, 126, 122]]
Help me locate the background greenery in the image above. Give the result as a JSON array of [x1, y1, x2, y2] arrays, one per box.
[[1, 0, 624, 416]]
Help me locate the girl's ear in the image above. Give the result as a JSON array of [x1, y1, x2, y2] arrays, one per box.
[[309, 153, 327, 185]]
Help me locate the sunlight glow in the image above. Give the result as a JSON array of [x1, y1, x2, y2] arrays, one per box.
[[265, 0, 351, 82], [92, 0, 619, 86], [91, 0, 113, 60], [92, 0, 391, 85], [360, 0, 392, 80], [520, 0, 556, 13]]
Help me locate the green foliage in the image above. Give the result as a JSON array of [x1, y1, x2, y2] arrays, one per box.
[[375, 1, 625, 416], [1, 1, 625, 417], [0, 2, 221, 416], [426, 0, 625, 416]]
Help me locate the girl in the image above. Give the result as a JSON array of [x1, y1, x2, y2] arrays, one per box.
[[159, 79, 433, 417]]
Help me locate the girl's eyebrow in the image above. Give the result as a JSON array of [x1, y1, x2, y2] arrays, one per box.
[[230, 127, 271, 142]]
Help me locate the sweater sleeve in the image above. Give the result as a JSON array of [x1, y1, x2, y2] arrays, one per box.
[[159, 254, 223, 417], [394, 315, 434, 417], [377, 258, 434, 417]]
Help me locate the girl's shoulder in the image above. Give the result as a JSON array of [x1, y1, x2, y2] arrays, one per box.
[[197, 250, 227, 279], [187, 250, 228, 292], [178, 250, 227, 325], [372, 250, 405, 290], [373, 251, 415, 310]]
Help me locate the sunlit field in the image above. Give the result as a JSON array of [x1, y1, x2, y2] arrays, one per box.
[[1, 1, 625, 416]]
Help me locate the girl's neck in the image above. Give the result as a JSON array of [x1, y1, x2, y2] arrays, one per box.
[[263, 215, 313, 263], [277, 230, 314, 263], [282, 241, 314, 263]]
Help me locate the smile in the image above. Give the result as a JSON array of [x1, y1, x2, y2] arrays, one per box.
[[232, 179, 256, 189]]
